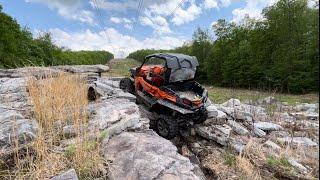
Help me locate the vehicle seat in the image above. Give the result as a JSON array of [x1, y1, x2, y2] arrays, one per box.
[[149, 66, 165, 86]]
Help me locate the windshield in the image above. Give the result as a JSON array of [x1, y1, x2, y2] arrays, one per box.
[[169, 67, 196, 82], [144, 57, 166, 66]]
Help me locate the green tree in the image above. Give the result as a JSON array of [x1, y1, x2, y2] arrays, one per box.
[[0, 4, 113, 68], [191, 27, 212, 81]]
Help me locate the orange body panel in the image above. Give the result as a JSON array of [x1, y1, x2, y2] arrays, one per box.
[[134, 65, 177, 103], [135, 76, 177, 102]]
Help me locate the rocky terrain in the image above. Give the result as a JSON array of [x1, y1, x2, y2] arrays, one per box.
[[0, 65, 318, 179]]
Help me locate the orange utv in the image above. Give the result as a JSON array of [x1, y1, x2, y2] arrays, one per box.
[[120, 53, 208, 139]]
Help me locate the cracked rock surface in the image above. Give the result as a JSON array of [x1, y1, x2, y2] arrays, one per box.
[[104, 132, 203, 180]]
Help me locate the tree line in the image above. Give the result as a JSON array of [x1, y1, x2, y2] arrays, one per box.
[[127, 0, 319, 94], [0, 5, 113, 68]]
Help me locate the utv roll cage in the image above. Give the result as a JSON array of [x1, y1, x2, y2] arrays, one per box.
[[138, 53, 199, 83]]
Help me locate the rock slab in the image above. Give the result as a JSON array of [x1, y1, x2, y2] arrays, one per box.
[[51, 169, 79, 180], [104, 132, 201, 180], [254, 122, 283, 131], [0, 108, 38, 149]]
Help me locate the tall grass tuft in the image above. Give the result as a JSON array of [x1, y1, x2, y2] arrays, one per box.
[[0, 74, 106, 179]]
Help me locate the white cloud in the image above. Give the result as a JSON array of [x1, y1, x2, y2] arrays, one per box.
[[144, 0, 203, 26], [124, 24, 133, 30], [203, 0, 219, 9], [110, 17, 121, 24], [89, 0, 138, 12], [25, 0, 95, 25], [140, 15, 171, 34], [89, 0, 171, 12], [122, 18, 132, 23], [146, 0, 183, 16], [110, 17, 133, 29], [90, 0, 234, 34], [48, 28, 185, 58], [231, 0, 278, 23], [137, 0, 180, 33], [92, 0, 175, 33], [171, 2, 202, 25], [220, 0, 233, 7]]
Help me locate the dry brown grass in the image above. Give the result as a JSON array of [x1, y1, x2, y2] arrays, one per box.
[[28, 74, 88, 133], [242, 140, 267, 167], [1, 74, 106, 179], [201, 148, 244, 179], [280, 145, 319, 178], [230, 140, 264, 179], [235, 155, 261, 180], [240, 140, 319, 179]]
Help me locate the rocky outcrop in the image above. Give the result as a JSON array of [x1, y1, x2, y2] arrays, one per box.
[[0, 65, 109, 78], [0, 76, 38, 150], [88, 98, 142, 130], [0, 69, 202, 179], [104, 132, 203, 180], [194, 97, 318, 164], [0, 107, 38, 149], [54, 64, 109, 74], [87, 77, 202, 179], [89, 98, 149, 136], [0, 77, 32, 111], [0, 65, 318, 179]]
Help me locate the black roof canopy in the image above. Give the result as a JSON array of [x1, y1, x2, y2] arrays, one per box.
[[145, 53, 199, 70]]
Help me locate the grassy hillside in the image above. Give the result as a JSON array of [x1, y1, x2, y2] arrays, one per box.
[[104, 58, 140, 77]]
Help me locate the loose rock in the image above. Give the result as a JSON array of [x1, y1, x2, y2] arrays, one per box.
[[288, 158, 307, 173], [277, 137, 318, 147], [253, 126, 266, 137], [263, 140, 281, 150], [222, 98, 241, 107], [51, 168, 79, 180], [195, 125, 230, 146], [254, 122, 283, 131], [206, 104, 219, 118], [227, 120, 249, 135], [256, 96, 277, 105]]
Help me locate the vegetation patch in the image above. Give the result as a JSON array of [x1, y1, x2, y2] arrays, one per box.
[[224, 154, 236, 167], [267, 156, 291, 167]]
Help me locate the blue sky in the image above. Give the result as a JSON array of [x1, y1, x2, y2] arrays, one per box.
[[0, 0, 283, 57]]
